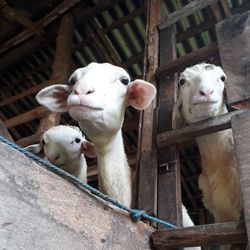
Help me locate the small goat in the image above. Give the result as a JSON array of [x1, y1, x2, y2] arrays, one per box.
[[25, 125, 96, 182], [172, 63, 242, 223]]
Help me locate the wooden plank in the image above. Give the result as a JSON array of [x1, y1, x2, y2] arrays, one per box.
[[136, 0, 160, 217], [151, 221, 247, 248], [4, 106, 48, 129], [157, 109, 246, 148], [231, 110, 250, 243], [0, 142, 154, 249], [216, 11, 250, 104], [155, 42, 219, 79], [158, 0, 218, 30], [157, 25, 182, 228], [37, 15, 73, 132]]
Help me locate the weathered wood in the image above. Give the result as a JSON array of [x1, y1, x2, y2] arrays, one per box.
[[155, 42, 219, 79], [37, 15, 73, 132], [231, 110, 250, 243], [216, 11, 250, 104], [4, 106, 48, 129], [136, 0, 159, 217], [151, 221, 247, 248], [158, 0, 219, 30], [0, 119, 13, 142], [157, 25, 182, 228], [0, 142, 154, 249], [157, 109, 247, 148]]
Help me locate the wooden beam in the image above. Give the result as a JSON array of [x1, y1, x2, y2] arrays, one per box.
[[0, 78, 59, 108], [103, 4, 147, 33], [157, 25, 182, 228], [158, 0, 219, 30], [232, 110, 250, 243], [176, 21, 214, 43], [136, 0, 159, 218], [151, 221, 247, 248], [4, 106, 48, 129], [121, 52, 144, 68], [0, 0, 81, 55], [0, 2, 43, 36], [157, 109, 247, 148], [88, 18, 120, 65], [0, 141, 153, 249], [155, 42, 219, 79], [37, 15, 74, 133]]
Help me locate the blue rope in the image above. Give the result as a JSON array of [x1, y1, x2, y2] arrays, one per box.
[[0, 136, 176, 229]]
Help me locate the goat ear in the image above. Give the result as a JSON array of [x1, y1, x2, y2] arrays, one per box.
[[172, 95, 186, 129], [126, 79, 156, 110], [81, 141, 96, 158], [36, 85, 72, 112], [24, 143, 43, 154]]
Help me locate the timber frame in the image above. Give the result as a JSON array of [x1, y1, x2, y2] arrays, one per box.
[[136, 0, 250, 249]]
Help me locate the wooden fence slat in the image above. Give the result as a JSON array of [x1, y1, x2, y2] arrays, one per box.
[[216, 11, 250, 104], [151, 221, 247, 248], [231, 110, 250, 243], [157, 109, 246, 148]]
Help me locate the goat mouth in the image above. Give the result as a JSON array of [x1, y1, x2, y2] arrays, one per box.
[[70, 105, 103, 111], [193, 101, 217, 106]]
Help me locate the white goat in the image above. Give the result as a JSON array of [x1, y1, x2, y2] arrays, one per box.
[[172, 63, 242, 223], [25, 125, 96, 182], [35, 62, 156, 208]]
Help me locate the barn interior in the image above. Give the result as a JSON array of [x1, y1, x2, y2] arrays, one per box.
[[0, 0, 249, 232]]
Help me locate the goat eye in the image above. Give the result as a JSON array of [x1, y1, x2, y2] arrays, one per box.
[[220, 76, 226, 82], [69, 76, 77, 86], [179, 79, 185, 86], [75, 138, 81, 143], [120, 77, 130, 86], [42, 139, 45, 145]]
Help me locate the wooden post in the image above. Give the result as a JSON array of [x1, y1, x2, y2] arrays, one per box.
[[231, 110, 250, 243], [216, 11, 250, 105], [37, 15, 74, 132], [157, 25, 182, 227], [136, 0, 160, 215]]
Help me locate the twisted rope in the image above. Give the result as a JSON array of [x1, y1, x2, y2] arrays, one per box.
[[0, 135, 176, 229]]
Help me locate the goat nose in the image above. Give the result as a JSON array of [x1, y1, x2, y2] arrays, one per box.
[[199, 89, 214, 97], [73, 87, 94, 95], [48, 154, 59, 162]]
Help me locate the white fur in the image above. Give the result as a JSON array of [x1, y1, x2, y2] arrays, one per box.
[[173, 63, 242, 222], [35, 62, 156, 208], [25, 125, 96, 182]]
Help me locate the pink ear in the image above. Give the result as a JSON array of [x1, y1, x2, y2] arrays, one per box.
[[81, 141, 96, 158], [36, 85, 72, 112], [24, 143, 43, 154], [126, 79, 156, 110]]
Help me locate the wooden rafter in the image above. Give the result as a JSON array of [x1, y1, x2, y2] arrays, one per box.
[[158, 0, 219, 30], [0, 1, 44, 36]]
